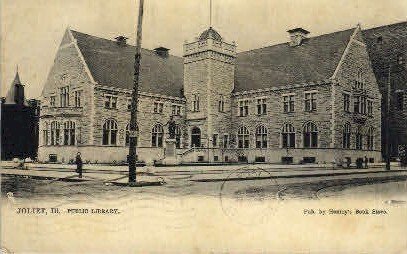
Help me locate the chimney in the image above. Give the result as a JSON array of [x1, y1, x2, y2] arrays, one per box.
[[154, 46, 170, 57], [115, 35, 128, 46], [287, 28, 310, 46]]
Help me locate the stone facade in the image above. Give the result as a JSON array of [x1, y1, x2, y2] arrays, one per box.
[[38, 25, 386, 164]]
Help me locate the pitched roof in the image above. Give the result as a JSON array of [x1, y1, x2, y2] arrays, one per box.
[[234, 28, 355, 92], [5, 71, 25, 105], [70, 30, 184, 98]]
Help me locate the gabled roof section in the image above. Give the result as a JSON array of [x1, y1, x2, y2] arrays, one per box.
[[234, 28, 355, 92], [5, 71, 25, 105], [70, 30, 184, 98]]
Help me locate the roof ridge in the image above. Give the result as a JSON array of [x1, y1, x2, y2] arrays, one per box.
[[363, 20, 407, 32], [70, 29, 183, 59], [238, 27, 355, 54]]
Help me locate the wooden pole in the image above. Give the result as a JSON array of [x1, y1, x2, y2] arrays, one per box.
[[128, 0, 144, 183]]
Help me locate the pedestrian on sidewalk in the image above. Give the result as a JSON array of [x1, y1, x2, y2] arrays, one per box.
[[364, 156, 368, 169], [75, 152, 83, 178]]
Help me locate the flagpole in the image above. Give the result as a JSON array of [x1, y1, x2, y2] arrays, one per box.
[[128, 0, 144, 183]]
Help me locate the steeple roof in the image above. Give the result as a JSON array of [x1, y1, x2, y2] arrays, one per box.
[[4, 71, 25, 105], [199, 27, 222, 41]]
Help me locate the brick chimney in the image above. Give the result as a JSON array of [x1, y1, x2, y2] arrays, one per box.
[[114, 36, 128, 46], [287, 28, 310, 46]]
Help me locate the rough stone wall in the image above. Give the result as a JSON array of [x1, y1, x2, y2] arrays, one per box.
[[333, 28, 382, 156]]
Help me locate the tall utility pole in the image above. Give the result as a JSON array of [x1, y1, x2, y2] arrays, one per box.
[[128, 0, 145, 183], [385, 64, 391, 171]]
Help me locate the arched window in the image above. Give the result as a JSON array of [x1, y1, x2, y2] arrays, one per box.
[[255, 125, 267, 148], [355, 128, 363, 150], [50, 121, 60, 145], [237, 126, 250, 148], [125, 123, 138, 147], [303, 122, 318, 148], [151, 124, 164, 147], [342, 123, 351, 149], [103, 119, 118, 145], [175, 125, 182, 148], [191, 127, 201, 147], [367, 127, 374, 150], [63, 121, 76, 146], [282, 123, 295, 148]]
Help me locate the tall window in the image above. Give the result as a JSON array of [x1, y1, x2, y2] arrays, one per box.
[[171, 104, 181, 115], [63, 121, 76, 146], [255, 125, 268, 148], [342, 123, 351, 149], [104, 95, 117, 109], [367, 127, 374, 150], [102, 119, 118, 145], [354, 71, 365, 90], [303, 122, 318, 148], [151, 124, 164, 147], [361, 96, 367, 114], [223, 134, 229, 148], [212, 134, 219, 147], [237, 126, 249, 148], [355, 129, 363, 150], [367, 100, 373, 116], [343, 93, 350, 112], [218, 95, 225, 112], [396, 91, 404, 111], [239, 100, 249, 116], [304, 91, 317, 111], [192, 94, 200, 112], [282, 124, 296, 148], [125, 123, 138, 147], [175, 125, 182, 148], [50, 121, 60, 145], [257, 98, 267, 115], [60, 86, 69, 107], [283, 94, 295, 113], [127, 98, 132, 111], [50, 96, 56, 107], [354, 96, 360, 113], [74, 90, 82, 107], [43, 123, 49, 146], [154, 102, 164, 113]]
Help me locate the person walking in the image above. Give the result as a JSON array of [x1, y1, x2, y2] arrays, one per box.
[[75, 152, 83, 178], [364, 156, 368, 169]]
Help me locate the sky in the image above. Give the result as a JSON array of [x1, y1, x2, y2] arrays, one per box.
[[1, 0, 406, 99]]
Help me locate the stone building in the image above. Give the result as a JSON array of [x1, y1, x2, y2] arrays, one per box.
[[38, 23, 387, 164], [1, 72, 40, 160]]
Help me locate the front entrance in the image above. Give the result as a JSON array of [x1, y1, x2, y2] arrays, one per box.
[[191, 127, 201, 148]]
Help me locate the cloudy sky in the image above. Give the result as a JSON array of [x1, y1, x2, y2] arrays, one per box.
[[1, 0, 406, 99]]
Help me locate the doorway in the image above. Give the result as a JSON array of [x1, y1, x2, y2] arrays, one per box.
[[191, 127, 201, 148]]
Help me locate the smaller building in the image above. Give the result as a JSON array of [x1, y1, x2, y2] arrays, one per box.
[[1, 71, 40, 160]]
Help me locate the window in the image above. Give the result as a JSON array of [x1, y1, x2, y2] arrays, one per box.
[[60, 86, 69, 107], [102, 119, 118, 145], [354, 71, 365, 90], [239, 100, 249, 116], [367, 127, 374, 150], [151, 124, 164, 147], [237, 126, 249, 148], [283, 94, 295, 113], [354, 96, 360, 113], [212, 134, 218, 147], [355, 130, 363, 150], [175, 125, 182, 148], [303, 122, 318, 148], [304, 91, 317, 111], [171, 104, 181, 115], [255, 125, 268, 148], [396, 91, 404, 111], [42, 123, 49, 145], [367, 100, 373, 115], [74, 90, 82, 107], [218, 95, 225, 112], [257, 98, 267, 115], [342, 123, 351, 149], [281, 123, 295, 148], [343, 93, 350, 112], [63, 121, 76, 146], [223, 134, 229, 148], [125, 123, 138, 147], [361, 97, 367, 114], [50, 96, 56, 107], [192, 94, 200, 112], [104, 95, 117, 109], [50, 121, 61, 145], [153, 102, 164, 114], [354, 96, 368, 114], [127, 98, 132, 111]]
